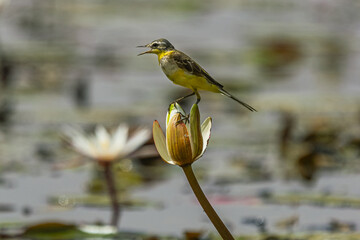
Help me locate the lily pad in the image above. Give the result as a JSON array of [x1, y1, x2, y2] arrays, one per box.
[[47, 194, 161, 209]]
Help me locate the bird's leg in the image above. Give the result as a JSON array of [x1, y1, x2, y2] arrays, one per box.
[[168, 92, 196, 111], [173, 92, 195, 104], [176, 112, 190, 125], [195, 91, 201, 104]]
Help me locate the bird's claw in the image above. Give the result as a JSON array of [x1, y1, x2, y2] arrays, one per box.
[[176, 113, 189, 125]]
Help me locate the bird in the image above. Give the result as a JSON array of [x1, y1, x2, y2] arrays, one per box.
[[137, 38, 256, 112]]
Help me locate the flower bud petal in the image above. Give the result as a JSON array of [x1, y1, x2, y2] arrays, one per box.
[[198, 117, 212, 159], [152, 121, 175, 165], [189, 104, 203, 159], [166, 113, 193, 166], [166, 103, 186, 129]]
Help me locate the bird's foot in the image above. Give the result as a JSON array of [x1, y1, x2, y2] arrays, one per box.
[[176, 113, 189, 125]]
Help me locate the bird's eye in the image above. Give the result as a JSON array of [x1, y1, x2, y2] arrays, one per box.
[[152, 43, 159, 48]]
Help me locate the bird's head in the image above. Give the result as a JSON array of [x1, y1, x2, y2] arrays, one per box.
[[137, 38, 175, 56]]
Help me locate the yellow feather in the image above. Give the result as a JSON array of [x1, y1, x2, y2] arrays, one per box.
[[157, 50, 220, 93], [169, 69, 220, 93], [158, 50, 175, 63]]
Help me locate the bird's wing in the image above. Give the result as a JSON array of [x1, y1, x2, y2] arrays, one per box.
[[171, 51, 257, 112], [172, 51, 223, 88]]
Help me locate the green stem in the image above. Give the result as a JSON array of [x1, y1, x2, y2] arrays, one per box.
[[182, 164, 235, 240], [102, 162, 120, 227]]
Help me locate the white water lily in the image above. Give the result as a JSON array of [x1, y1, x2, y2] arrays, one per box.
[[65, 124, 150, 162], [153, 103, 212, 166]]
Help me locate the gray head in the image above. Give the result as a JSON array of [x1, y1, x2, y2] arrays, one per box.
[[137, 38, 175, 56]]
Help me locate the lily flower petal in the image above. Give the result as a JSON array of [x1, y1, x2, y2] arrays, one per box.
[[189, 104, 203, 159], [198, 117, 212, 158], [89, 135, 103, 158], [64, 127, 97, 158], [95, 125, 111, 150], [152, 121, 174, 165], [74, 136, 96, 158], [122, 128, 150, 156], [166, 113, 193, 166], [166, 103, 186, 129], [108, 124, 129, 156]]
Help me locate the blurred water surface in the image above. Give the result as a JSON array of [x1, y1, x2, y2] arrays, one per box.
[[0, 0, 360, 238]]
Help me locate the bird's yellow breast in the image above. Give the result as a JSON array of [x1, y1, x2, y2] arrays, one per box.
[[169, 69, 220, 93], [157, 50, 220, 93]]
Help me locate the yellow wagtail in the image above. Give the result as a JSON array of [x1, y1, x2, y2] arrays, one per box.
[[137, 38, 256, 112]]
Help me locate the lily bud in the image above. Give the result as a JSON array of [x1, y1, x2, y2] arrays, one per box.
[[153, 103, 212, 166]]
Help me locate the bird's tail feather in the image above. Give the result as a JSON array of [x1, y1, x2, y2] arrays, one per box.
[[219, 89, 257, 112]]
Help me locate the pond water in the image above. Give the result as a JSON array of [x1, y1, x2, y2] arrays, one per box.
[[0, 0, 360, 238]]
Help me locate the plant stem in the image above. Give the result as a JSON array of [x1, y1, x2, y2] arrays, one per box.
[[182, 164, 234, 240], [102, 162, 120, 227]]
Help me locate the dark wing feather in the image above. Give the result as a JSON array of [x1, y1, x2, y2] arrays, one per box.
[[171, 51, 257, 112], [172, 51, 223, 88]]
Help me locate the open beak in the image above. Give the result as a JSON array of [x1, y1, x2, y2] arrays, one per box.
[[137, 44, 153, 56], [137, 50, 153, 56]]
